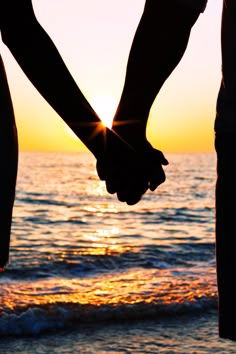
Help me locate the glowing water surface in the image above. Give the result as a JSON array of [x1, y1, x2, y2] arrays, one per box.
[[0, 152, 218, 340]]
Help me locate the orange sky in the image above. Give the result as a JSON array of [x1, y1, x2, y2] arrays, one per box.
[[0, 0, 222, 153]]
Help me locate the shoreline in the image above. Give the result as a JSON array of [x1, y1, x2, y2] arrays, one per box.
[[1, 311, 236, 353]]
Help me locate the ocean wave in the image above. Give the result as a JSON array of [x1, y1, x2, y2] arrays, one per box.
[[158, 208, 213, 225], [20, 216, 86, 225], [0, 296, 217, 337], [17, 197, 77, 208], [1, 243, 215, 281]]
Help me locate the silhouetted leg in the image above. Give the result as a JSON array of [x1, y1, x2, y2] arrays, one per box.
[[215, 135, 236, 340], [215, 0, 236, 341], [0, 55, 18, 270]]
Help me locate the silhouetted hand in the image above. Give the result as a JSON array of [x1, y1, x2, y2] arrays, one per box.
[[96, 133, 168, 205]]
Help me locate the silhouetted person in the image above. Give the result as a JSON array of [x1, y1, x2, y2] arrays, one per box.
[[215, 0, 236, 342], [0, 1, 167, 269], [102, 0, 235, 342], [0, 0, 102, 270], [0, 56, 18, 272]]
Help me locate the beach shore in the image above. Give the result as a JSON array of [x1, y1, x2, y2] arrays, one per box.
[[1, 311, 236, 353]]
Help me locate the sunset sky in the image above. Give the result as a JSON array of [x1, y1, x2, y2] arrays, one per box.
[[0, 0, 222, 153]]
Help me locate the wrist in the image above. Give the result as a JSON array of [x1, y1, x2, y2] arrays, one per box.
[[112, 120, 147, 149]]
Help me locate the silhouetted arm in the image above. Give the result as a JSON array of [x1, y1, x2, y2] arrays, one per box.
[[112, 0, 201, 146], [97, 1, 202, 204], [0, 0, 122, 268], [0, 0, 105, 158]]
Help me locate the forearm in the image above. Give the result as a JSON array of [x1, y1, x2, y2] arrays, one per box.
[[113, 0, 201, 144], [0, 5, 104, 158]]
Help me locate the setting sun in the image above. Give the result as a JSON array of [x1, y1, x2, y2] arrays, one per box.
[[91, 95, 118, 129], [0, 0, 222, 153]]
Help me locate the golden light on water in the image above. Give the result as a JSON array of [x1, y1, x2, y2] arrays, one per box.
[[1, 269, 217, 311]]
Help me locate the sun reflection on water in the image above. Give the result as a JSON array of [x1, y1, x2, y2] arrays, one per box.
[[1, 152, 217, 333], [1, 268, 217, 314]]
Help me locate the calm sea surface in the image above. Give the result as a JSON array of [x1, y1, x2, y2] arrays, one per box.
[[1, 151, 236, 353]]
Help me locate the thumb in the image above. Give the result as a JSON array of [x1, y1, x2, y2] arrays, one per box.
[[152, 149, 169, 166]]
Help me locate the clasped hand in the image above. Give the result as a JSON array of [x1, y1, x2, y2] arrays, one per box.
[[96, 130, 168, 205]]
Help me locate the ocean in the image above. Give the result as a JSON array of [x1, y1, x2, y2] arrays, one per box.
[[1, 151, 236, 353]]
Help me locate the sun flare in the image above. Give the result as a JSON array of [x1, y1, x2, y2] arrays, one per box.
[[91, 95, 117, 129]]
